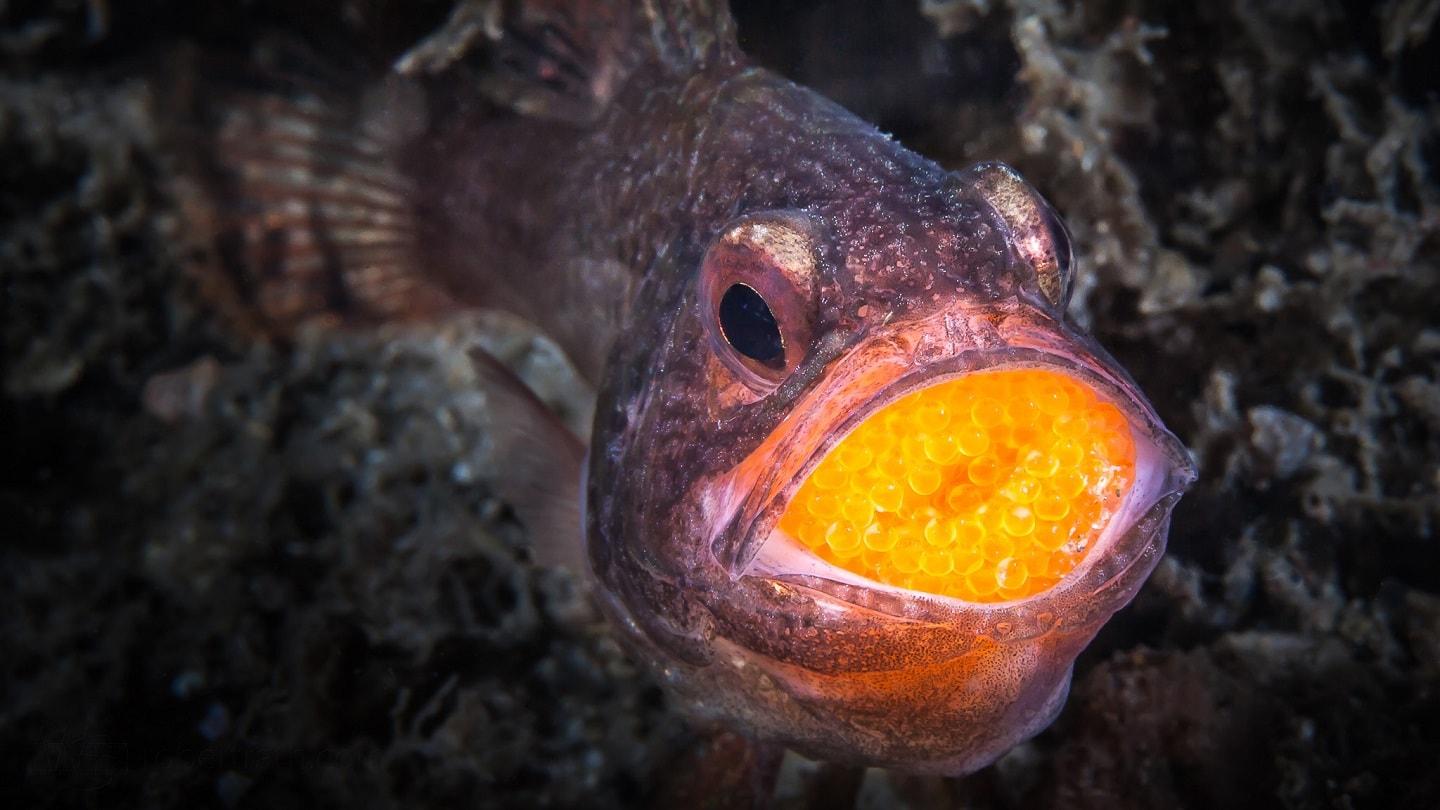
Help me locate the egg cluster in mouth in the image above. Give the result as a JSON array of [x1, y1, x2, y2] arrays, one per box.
[[777, 368, 1136, 602]]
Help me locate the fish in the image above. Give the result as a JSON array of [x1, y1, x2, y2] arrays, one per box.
[[169, 0, 1196, 777]]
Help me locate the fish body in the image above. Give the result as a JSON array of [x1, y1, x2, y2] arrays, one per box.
[[177, 0, 1195, 776]]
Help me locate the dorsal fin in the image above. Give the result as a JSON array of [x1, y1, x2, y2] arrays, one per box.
[[396, 0, 738, 123], [637, 0, 736, 72]]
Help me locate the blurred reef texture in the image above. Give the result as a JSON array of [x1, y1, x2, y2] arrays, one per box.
[[2, 0, 1437, 807]]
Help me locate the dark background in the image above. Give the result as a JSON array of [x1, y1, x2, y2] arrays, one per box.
[[2, 0, 1437, 807]]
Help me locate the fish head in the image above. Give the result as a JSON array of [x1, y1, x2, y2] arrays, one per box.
[[586, 157, 1196, 774]]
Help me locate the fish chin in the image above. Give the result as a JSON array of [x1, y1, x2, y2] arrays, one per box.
[[681, 487, 1185, 775]]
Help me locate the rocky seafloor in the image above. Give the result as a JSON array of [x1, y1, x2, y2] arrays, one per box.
[[2, 1, 1437, 807]]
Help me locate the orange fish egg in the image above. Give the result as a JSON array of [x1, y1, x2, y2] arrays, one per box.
[[778, 368, 1136, 602]]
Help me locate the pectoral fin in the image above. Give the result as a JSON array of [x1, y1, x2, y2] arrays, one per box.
[[467, 346, 589, 578]]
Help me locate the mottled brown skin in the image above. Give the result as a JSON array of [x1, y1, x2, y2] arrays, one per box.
[[390, 4, 1193, 775]]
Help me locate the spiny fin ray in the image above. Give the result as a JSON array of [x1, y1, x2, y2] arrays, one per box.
[[396, 0, 738, 123], [467, 345, 589, 576]]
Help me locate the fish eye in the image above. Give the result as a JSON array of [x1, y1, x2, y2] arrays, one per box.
[[963, 161, 1076, 311], [718, 284, 785, 369], [699, 211, 823, 391], [1039, 199, 1074, 294]]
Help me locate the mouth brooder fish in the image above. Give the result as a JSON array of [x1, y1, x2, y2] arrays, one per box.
[[172, 0, 1197, 778]]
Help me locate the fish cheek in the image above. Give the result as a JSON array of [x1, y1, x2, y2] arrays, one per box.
[[704, 350, 772, 412]]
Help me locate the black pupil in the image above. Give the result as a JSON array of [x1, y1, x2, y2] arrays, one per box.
[[718, 283, 784, 369]]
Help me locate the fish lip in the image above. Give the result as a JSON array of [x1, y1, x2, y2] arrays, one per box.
[[750, 487, 1185, 641], [725, 329, 1195, 620]]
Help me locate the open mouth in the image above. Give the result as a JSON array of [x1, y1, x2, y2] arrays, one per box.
[[755, 365, 1164, 605]]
